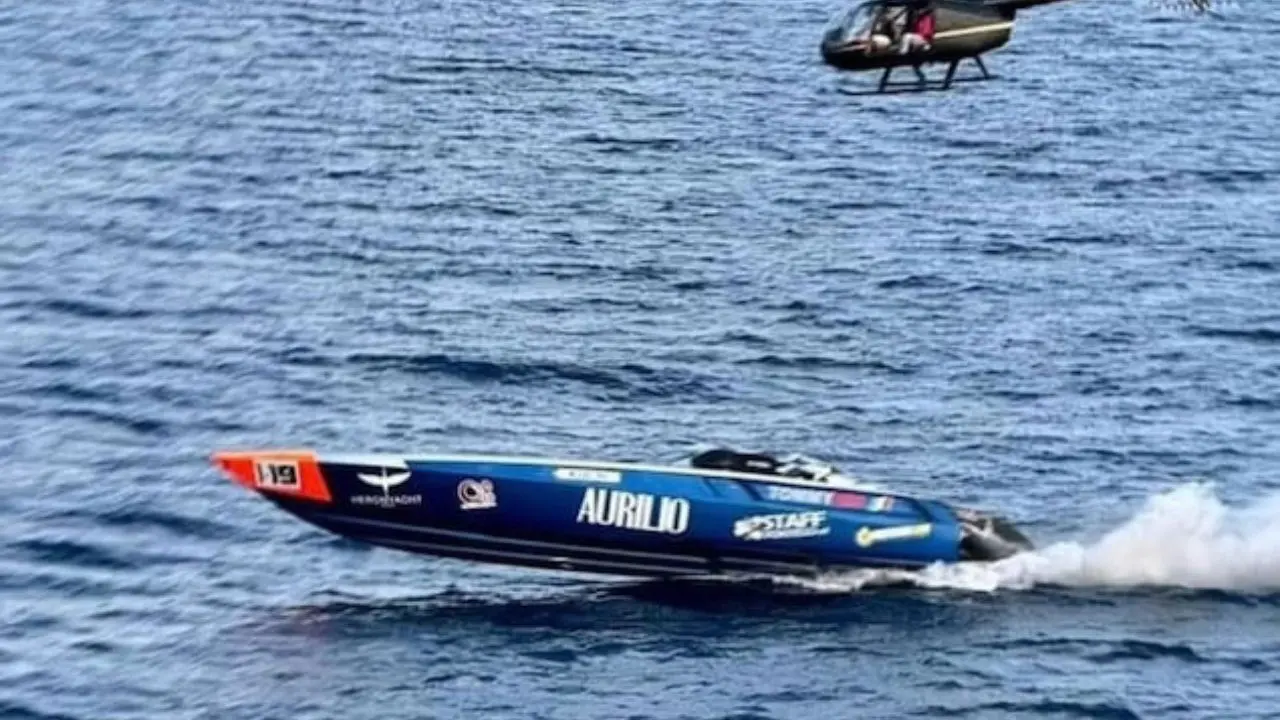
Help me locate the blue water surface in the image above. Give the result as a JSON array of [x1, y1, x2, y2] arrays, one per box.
[[2, 1, 1280, 718]]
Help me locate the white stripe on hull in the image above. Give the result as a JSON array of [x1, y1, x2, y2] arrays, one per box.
[[320, 452, 887, 493]]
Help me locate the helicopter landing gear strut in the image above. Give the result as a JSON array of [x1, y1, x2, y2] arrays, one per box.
[[940, 55, 992, 88], [850, 54, 998, 96]]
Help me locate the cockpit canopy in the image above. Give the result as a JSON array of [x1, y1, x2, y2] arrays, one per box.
[[688, 447, 881, 490], [821, 0, 929, 47]]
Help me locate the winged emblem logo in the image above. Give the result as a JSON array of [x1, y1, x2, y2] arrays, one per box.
[[356, 468, 413, 496]]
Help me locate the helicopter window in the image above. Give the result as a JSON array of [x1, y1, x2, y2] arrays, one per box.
[[823, 3, 918, 46], [823, 4, 878, 44], [878, 7, 910, 38]]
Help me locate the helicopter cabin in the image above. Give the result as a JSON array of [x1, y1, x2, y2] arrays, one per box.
[[820, 0, 1015, 73]]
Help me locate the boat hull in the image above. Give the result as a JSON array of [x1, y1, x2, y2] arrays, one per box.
[[214, 450, 1025, 579]]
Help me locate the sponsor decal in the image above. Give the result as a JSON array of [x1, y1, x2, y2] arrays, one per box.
[[357, 468, 411, 493], [351, 467, 422, 508], [764, 485, 835, 506], [733, 511, 829, 541], [254, 460, 299, 489], [457, 478, 497, 510], [868, 496, 894, 513], [833, 492, 870, 510], [763, 485, 873, 510], [854, 523, 932, 548], [554, 467, 622, 484], [576, 488, 689, 535]]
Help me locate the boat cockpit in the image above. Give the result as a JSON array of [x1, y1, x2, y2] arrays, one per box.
[[688, 447, 876, 489]]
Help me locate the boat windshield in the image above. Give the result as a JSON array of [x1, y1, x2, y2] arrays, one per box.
[[822, 2, 880, 45], [684, 447, 885, 491]]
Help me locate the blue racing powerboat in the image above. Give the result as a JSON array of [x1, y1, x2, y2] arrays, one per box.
[[212, 447, 1032, 578]]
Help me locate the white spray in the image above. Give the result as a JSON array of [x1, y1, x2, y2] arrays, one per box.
[[800, 483, 1280, 594]]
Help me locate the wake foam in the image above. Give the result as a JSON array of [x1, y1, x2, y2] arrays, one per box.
[[804, 483, 1280, 595]]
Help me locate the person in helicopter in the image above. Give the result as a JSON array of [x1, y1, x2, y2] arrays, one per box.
[[897, 4, 936, 54], [865, 6, 907, 53]]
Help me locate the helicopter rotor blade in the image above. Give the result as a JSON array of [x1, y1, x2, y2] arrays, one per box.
[[1146, 0, 1233, 19], [1149, 0, 1224, 11], [987, 0, 1228, 12]]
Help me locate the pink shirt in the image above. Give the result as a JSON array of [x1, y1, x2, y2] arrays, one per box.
[[915, 13, 935, 41]]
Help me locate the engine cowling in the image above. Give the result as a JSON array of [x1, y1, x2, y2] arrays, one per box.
[[953, 506, 1034, 561]]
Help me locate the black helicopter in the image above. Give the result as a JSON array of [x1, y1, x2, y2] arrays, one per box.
[[820, 0, 1222, 94]]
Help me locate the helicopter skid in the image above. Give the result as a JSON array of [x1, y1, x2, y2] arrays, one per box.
[[840, 55, 998, 96]]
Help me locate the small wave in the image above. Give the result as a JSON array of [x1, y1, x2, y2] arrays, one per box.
[[1231, 657, 1273, 672], [943, 138, 1004, 151], [671, 279, 712, 292], [522, 648, 578, 663], [1230, 259, 1278, 272], [275, 344, 338, 368], [978, 240, 1064, 259], [1088, 639, 1206, 664], [348, 352, 628, 389], [1187, 325, 1280, 345], [377, 60, 631, 81], [0, 700, 87, 720], [1224, 394, 1276, 409], [45, 506, 237, 542], [346, 352, 727, 400], [762, 299, 821, 313], [275, 9, 372, 31], [298, 198, 381, 213], [12, 534, 200, 574], [67, 639, 117, 655], [0, 568, 120, 598], [718, 331, 774, 347], [27, 380, 117, 404], [935, 700, 1140, 720], [1041, 233, 1129, 246], [876, 274, 953, 290], [35, 298, 151, 321], [49, 407, 167, 437], [18, 357, 80, 371], [1193, 168, 1271, 187], [264, 584, 630, 632], [572, 133, 684, 153], [735, 354, 913, 375], [13, 538, 138, 571], [973, 637, 1266, 673]]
